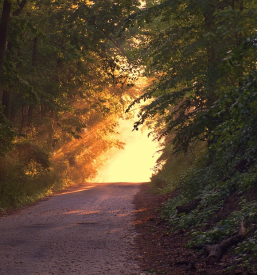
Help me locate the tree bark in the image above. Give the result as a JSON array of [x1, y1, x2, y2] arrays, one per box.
[[1, 0, 28, 119], [0, 0, 11, 80], [19, 104, 25, 135], [27, 37, 38, 127], [206, 229, 245, 262], [2, 88, 11, 118], [32, 37, 38, 67], [193, 221, 246, 262], [27, 105, 33, 127]]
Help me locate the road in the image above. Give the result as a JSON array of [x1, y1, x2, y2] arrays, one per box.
[[0, 182, 142, 275]]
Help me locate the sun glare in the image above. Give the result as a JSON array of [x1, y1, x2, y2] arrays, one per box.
[[95, 119, 160, 183]]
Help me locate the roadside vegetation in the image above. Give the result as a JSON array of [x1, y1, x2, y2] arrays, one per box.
[[1, 0, 257, 272], [0, 0, 141, 211], [128, 0, 257, 273]]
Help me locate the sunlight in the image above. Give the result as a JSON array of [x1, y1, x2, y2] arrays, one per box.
[[95, 119, 160, 183], [56, 185, 95, 195]]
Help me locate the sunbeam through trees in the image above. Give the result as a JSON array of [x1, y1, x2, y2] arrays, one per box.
[[1, 0, 257, 272]]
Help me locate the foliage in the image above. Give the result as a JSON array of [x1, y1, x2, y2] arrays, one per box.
[[1, 0, 257, 271], [0, 142, 52, 209], [157, 146, 257, 272], [151, 140, 207, 193], [128, 0, 257, 151], [0, 107, 15, 156], [128, 1, 257, 272], [0, 0, 141, 209]]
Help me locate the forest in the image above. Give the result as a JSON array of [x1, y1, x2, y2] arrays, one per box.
[[1, 0, 257, 273], [0, 0, 142, 209]]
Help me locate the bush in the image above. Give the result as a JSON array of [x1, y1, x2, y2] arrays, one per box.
[[0, 108, 15, 157], [0, 141, 54, 209]]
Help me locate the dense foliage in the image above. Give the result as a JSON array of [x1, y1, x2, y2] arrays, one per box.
[[0, 0, 140, 209], [127, 0, 257, 272], [1, 0, 257, 271]]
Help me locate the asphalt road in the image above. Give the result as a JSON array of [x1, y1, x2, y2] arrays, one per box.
[[0, 182, 142, 275]]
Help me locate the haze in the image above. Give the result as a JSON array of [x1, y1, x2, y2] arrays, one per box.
[[95, 119, 160, 183]]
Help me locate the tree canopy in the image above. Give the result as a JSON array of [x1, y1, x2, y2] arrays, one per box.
[[128, 0, 257, 154], [132, 1, 257, 272], [0, 0, 141, 207], [1, 0, 257, 271]]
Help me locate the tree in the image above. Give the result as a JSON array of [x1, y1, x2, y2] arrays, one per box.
[[0, 0, 143, 207], [0, 0, 140, 140], [128, 0, 257, 153], [0, 0, 11, 80]]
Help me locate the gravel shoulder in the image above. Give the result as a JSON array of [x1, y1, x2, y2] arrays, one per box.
[[0, 182, 142, 275]]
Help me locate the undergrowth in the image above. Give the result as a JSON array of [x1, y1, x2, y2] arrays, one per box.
[[151, 142, 207, 195], [0, 141, 78, 212], [152, 142, 257, 273]]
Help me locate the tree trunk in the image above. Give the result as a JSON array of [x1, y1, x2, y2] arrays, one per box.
[[193, 221, 246, 262], [32, 37, 38, 67], [41, 104, 46, 117], [2, 88, 11, 119], [0, 1, 12, 119], [19, 104, 25, 135], [0, 0, 11, 80], [27, 105, 33, 127], [27, 37, 38, 127], [1, 0, 28, 119], [206, 227, 245, 262]]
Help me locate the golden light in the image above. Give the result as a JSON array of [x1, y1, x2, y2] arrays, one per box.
[[94, 119, 160, 183]]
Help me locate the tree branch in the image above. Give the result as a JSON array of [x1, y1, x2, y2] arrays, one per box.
[[13, 0, 27, 16]]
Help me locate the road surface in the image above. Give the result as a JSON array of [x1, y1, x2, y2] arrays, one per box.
[[0, 182, 142, 275]]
